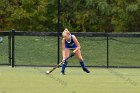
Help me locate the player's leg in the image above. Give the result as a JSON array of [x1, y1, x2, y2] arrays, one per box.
[[61, 49, 70, 75], [74, 50, 90, 73]]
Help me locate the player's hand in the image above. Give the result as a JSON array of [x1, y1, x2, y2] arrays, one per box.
[[70, 52, 75, 57], [62, 59, 65, 63]]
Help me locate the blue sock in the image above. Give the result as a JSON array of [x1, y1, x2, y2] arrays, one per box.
[[61, 61, 68, 73], [80, 61, 86, 69]]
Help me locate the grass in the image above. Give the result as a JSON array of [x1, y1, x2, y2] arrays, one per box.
[[0, 67, 140, 93]]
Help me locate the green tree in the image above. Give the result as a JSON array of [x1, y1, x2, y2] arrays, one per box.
[[0, 0, 58, 31], [0, 0, 140, 32], [61, 0, 140, 32]]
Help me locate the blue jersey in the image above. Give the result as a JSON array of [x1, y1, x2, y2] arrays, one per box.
[[65, 35, 77, 49]]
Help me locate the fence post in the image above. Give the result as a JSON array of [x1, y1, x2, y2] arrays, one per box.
[[11, 30, 15, 68], [107, 33, 109, 68], [8, 32, 11, 65], [57, 0, 60, 64]]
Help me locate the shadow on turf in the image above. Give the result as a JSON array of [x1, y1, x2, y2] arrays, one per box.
[[33, 67, 67, 86], [107, 68, 138, 86], [1, 91, 6, 93]]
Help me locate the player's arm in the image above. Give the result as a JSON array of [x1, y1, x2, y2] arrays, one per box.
[[72, 35, 81, 53], [62, 38, 66, 60]]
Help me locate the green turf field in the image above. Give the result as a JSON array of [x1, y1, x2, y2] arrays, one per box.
[[0, 67, 140, 93]]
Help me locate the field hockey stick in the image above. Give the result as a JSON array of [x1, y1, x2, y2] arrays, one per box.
[[46, 53, 74, 74]]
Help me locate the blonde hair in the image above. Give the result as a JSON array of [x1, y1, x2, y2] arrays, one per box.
[[62, 28, 71, 37]]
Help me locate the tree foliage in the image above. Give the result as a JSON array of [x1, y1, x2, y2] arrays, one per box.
[[0, 0, 58, 31], [61, 0, 140, 32], [0, 0, 140, 32]]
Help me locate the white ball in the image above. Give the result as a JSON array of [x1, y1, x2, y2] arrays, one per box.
[[46, 71, 50, 74]]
